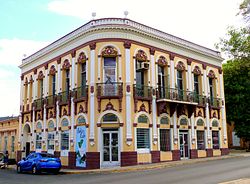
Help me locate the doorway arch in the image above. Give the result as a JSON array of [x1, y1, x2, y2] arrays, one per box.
[[22, 123, 31, 157]]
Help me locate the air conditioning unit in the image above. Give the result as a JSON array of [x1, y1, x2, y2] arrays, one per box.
[[137, 62, 149, 71]]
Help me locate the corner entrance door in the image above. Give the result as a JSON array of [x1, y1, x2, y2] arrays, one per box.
[[25, 142, 30, 157], [102, 130, 119, 167], [179, 131, 189, 159]]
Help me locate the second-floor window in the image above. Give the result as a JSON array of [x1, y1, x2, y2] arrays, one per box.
[[40, 79, 44, 98], [65, 69, 70, 93], [194, 74, 199, 94], [81, 63, 86, 86], [52, 75, 56, 96], [177, 70, 183, 90], [104, 57, 116, 83], [209, 78, 214, 99]]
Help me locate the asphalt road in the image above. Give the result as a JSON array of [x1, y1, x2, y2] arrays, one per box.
[[0, 157, 249, 184]]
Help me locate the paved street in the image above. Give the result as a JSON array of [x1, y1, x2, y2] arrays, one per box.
[[0, 156, 249, 184]]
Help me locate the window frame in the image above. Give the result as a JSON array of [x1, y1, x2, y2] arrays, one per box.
[[61, 130, 69, 151], [212, 131, 220, 149], [159, 129, 171, 152], [36, 132, 43, 150], [136, 128, 150, 153], [197, 130, 205, 150]]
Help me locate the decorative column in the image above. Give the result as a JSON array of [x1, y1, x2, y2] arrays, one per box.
[[150, 48, 157, 145], [32, 106, 35, 150], [89, 42, 96, 145], [70, 51, 76, 142], [43, 104, 47, 151], [57, 58, 61, 94], [170, 54, 175, 89], [33, 69, 38, 99], [97, 56, 101, 81], [124, 42, 132, 145], [187, 59, 192, 91], [219, 70, 227, 145]]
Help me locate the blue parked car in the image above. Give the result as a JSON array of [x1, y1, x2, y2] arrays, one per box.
[[17, 153, 61, 174]]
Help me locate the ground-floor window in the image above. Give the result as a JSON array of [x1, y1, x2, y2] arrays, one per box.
[[4, 136, 8, 151], [61, 131, 69, 150], [36, 133, 42, 149], [159, 129, 170, 151], [137, 128, 150, 150], [197, 131, 205, 150], [47, 132, 55, 150], [212, 131, 219, 149]]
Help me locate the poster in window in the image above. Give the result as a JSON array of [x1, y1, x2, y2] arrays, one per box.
[[75, 126, 87, 167]]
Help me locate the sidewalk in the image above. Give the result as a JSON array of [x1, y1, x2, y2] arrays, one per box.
[[61, 151, 250, 175]]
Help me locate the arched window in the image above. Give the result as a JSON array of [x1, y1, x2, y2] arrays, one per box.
[[193, 66, 201, 95], [212, 119, 219, 127], [160, 116, 169, 125], [197, 119, 204, 126], [77, 52, 87, 87], [77, 116, 86, 124], [29, 76, 33, 102], [138, 115, 148, 123], [176, 61, 185, 100], [37, 71, 44, 98], [62, 59, 71, 94], [36, 121, 42, 129], [48, 120, 55, 129], [208, 70, 216, 100], [157, 56, 168, 98], [102, 113, 118, 122], [61, 118, 69, 127], [24, 77, 28, 103], [49, 65, 57, 96], [180, 117, 188, 125]]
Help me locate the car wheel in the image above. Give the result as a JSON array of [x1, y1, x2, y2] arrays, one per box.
[[32, 166, 39, 175], [53, 169, 60, 175], [17, 165, 22, 173]]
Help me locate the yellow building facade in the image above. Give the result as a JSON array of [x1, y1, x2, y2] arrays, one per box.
[[18, 18, 228, 169], [0, 116, 19, 160]]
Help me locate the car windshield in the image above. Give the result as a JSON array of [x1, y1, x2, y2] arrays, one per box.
[[40, 153, 55, 158]]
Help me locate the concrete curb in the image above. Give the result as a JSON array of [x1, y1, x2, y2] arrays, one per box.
[[60, 154, 247, 175]]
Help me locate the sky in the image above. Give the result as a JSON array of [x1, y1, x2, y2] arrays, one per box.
[[0, 0, 243, 116]]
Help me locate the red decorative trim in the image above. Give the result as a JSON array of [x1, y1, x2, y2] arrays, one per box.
[[68, 126, 71, 130], [101, 46, 118, 57], [90, 86, 94, 93], [119, 123, 124, 127], [139, 103, 147, 112], [188, 125, 191, 129], [176, 61, 185, 71], [169, 53, 175, 60], [202, 63, 207, 70], [21, 38, 222, 77], [193, 66, 201, 75], [62, 59, 71, 70], [33, 69, 37, 75], [157, 56, 167, 66], [133, 123, 137, 127], [71, 50, 76, 57], [103, 101, 117, 111], [121, 151, 137, 167], [170, 125, 174, 128], [89, 42, 96, 50], [77, 52, 87, 63], [97, 123, 101, 127], [149, 47, 155, 55], [37, 71, 44, 80], [135, 49, 147, 61], [157, 124, 160, 128], [149, 124, 153, 127], [57, 58, 61, 64], [49, 65, 57, 75], [126, 85, 131, 93], [187, 59, 192, 65], [123, 41, 131, 49], [218, 68, 222, 74], [58, 127, 61, 131]]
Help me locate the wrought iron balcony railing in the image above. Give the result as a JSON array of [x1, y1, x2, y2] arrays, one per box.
[[209, 97, 221, 108], [133, 84, 152, 100], [74, 85, 88, 99], [193, 93, 206, 106], [45, 95, 57, 107], [97, 82, 123, 98], [58, 91, 70, 104], [157, 87, 196, 103], [34, 98, 43, 110]]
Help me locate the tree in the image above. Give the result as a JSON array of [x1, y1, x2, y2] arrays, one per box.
[[239, 0, 250, 22], [216, 27, 250, 150]]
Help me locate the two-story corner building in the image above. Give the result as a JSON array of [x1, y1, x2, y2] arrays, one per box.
[[18, 18, 228, 169], [0, 116, 19, 161]]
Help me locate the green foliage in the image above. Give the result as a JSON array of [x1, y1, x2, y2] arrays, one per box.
[[239, 0, 250, 21], [218, 27, 250, 142]]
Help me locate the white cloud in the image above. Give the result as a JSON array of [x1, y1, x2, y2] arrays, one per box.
[[48, 0, 243, 50], [0, 39, 49, 116]]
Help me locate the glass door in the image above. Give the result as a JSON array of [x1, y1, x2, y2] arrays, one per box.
[[102, 130, 119, 166], [179, 132, 189, 159]]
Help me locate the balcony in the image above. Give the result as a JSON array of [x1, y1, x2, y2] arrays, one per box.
[[45, 95, 57, 108], [209, 97, 221, 109], [34, 98, 43, 110], [58, 91, 70, 105], [157, 87, 197, 104], [193, 93, 206, 107], [133, 84, 152, 100], [73, 85, 88, 102], [96, 82, 123, 99]]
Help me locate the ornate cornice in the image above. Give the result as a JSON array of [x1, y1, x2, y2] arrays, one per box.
[[20, 18, 223, 68]]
